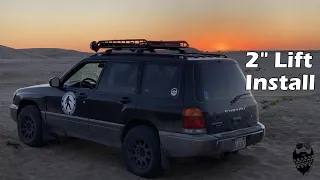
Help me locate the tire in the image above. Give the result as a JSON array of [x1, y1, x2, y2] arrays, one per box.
[[17, 105, 44, 147], [122, 125, 162, 178]]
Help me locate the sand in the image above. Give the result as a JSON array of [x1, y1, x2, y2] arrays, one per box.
[[0, 48, 319, 180]]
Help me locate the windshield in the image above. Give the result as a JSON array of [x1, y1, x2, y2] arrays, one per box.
[[194, 61, 250, 102]]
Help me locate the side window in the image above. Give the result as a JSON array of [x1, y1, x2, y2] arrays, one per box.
[[98, 62, 139, 94], [64, 62, 105, 89], [141, 63, 180, 97]]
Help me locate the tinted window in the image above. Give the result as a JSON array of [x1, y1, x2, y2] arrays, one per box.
[[194, 61, 249, 102], [142, 63, 180, 97], [98, 62, 139, 94]]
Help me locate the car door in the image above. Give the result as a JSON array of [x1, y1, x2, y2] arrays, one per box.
[[46, 61, 105, 137], [85, 61, 140, 148], [135, 61, 185, 132]]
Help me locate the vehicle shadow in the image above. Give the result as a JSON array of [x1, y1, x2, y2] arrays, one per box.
[[163, 153, 260, 179], [43, 137, 124, 167]]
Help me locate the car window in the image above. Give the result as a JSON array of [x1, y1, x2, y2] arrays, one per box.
[[194, 61, 249, 102], [97, 62, 139, 94], [141, 63, 180, 97], [64, 62, 105, 89]]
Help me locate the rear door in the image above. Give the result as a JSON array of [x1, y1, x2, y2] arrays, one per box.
[[86, 61, 140, 147], [189, 60, 259, 134], [135, 61, 185, 132]]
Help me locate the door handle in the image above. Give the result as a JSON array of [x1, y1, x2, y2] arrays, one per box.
[[120, 97, 131, 104], [77, 93, 87, 99]]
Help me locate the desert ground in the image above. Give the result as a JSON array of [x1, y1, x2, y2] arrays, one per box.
[[0, 45, 319, 180]]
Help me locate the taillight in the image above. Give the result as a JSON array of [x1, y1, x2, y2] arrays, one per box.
[[182, 108, 206, 134]]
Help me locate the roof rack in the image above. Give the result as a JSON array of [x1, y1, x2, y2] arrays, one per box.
[[90, 39, 189, 53]]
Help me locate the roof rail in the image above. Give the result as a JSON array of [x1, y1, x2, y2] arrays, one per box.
[[184, 52, 228, 58], [90, 39, 189, 53]]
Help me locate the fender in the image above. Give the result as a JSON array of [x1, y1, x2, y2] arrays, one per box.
[[13, 84, 52, 113]]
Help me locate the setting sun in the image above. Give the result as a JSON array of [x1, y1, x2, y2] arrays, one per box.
[[211, 43, 231, 51]]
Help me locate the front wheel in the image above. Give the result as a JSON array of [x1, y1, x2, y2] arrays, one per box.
[[122, 125, 162, 178], [17, 105, 44, 147]]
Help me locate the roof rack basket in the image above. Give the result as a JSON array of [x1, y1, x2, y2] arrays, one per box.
[[90, 39, 189, 53]]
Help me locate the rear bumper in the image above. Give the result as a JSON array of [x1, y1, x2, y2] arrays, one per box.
[[10, 104, 18, 122], [159, 122, 265, 157]]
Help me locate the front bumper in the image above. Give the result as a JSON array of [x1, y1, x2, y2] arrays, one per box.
[[159, 122, 265, 157], [10, 104, 18, 122]]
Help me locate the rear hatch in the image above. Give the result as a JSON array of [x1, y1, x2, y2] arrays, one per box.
[[192, 59, 259, 134]]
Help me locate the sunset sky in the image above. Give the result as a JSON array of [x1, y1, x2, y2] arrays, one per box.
[[1, 0, 320, 52]]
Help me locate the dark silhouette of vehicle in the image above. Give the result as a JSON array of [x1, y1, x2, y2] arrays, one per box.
[[10, 39, 265, 178]]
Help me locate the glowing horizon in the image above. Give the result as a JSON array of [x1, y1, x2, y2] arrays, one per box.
[[1, 0, 320, 52]]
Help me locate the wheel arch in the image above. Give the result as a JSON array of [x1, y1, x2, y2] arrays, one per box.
[[121, 119, 159, 142], [17, 99, 41, 117]]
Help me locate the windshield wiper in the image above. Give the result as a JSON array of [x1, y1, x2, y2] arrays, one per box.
[[230, 93, 251, 104]]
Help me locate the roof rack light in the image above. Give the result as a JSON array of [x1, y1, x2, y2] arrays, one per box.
[[89, 39, 189, 53]]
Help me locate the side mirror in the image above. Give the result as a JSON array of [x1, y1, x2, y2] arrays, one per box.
[[49, 77, 61, 87]]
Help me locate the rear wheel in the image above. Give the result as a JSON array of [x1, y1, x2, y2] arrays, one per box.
[[122, 125, 162, 178], [17, 105, 44, 147]]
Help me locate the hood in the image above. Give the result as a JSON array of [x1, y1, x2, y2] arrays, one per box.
[[25, 83, 50, 88], [16, 83, 50, 94]]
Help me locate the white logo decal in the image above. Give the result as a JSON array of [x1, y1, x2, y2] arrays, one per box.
[[61, 91, 76, 115], [171, 88, 178, 97], [225, 107, 246, 113]]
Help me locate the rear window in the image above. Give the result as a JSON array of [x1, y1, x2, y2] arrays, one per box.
[[194, 61, 249, 102]]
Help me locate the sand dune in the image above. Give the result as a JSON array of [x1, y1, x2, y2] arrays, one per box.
[[21, 48, 91, 58], [0, 45, 47, 59], [0, 45, 92, 59]]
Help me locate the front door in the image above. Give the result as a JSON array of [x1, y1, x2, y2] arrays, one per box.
[[46, 61, 105, 137]]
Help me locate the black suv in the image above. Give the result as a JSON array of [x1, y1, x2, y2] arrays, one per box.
[[10, 39, 265, 178]]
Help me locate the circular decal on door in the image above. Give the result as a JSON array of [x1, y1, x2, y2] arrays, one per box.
[[61, 91, 76, 115], [171, 88, 178, 97]]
